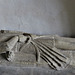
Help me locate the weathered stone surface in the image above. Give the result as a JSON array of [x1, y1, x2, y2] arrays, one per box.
[[0, 30, 75, 71]]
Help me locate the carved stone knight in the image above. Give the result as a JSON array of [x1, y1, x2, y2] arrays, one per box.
[[0, 30, 75, 70]]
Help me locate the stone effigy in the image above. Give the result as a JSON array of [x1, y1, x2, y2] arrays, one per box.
[[0, 30, 75, 70]]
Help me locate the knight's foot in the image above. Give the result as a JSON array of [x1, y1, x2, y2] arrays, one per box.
[[6, 51, 15, 62]]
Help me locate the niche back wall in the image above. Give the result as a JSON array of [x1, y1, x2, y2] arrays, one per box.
[[0, 0, 75, 36]]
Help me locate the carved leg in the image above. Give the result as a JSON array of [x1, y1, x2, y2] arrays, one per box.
[[0, 36, 18, 53], [6, 36, 18, 50], [0, 36, 18, 61]]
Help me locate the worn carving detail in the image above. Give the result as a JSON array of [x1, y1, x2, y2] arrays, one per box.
[[0, 30, 75, 70]]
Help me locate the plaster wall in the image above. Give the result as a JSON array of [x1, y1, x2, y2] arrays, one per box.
[[0, 0, 75, 36]]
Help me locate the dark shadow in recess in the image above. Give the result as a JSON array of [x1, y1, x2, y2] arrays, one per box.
[[61, 0, 75, 37]]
